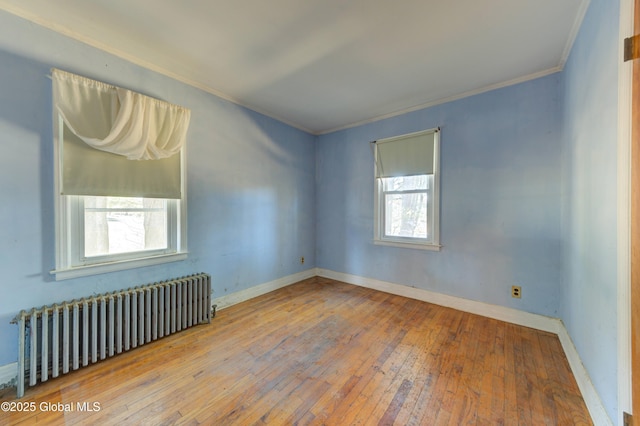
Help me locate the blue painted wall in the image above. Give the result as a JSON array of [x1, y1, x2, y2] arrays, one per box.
[[317, 74, 564, 317], [560, 0, 620, 421], [0, 10, 316, 366]]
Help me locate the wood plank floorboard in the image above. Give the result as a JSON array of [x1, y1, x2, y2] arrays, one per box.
[[0, 277, 592, 425]]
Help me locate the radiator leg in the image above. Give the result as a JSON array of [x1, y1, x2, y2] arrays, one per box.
[[158, 287, 165, 338], [187, 281, 193, 327], [124, 293, 131, 351], [176, 282, 182, 332], [132, 292, 138, 348], [62, 304, 70, 374], [82, 300, 89, 366], [171, 284, 176, 334], [52, 306, 59, 378], [138, 290, 144, 346], [72, 304, 79, 371], [152, 287, 158, 341], [100, 298, 107, 360], [91, 300, 98, 363], [145, 289, 152, 343], [41, 309, 48, 382], [17, 311, 26, 398], [117, 294, 123, 354], [207, 276, 213, 323], [108, 296, 115, 357], [29, 309, 38, 386]]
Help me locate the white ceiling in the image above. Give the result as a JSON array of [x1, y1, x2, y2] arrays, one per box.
[[0, 0, 588, 134]]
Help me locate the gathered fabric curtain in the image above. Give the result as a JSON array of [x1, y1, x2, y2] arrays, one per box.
[[373, 129, 437, 178], [52, 68, 190, 199]]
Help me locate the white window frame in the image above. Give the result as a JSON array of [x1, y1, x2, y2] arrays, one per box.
[[373, 128, 441, 251], [51, 117, 188, 281]]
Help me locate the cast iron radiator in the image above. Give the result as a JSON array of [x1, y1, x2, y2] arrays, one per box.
[[11, 273, 213, 397]]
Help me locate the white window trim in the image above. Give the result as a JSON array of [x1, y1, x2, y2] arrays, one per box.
[[373, 128, 441, 251], [373, 239, 441, 251], [51, 112, 188, 281], [52, 253, 189, 281]]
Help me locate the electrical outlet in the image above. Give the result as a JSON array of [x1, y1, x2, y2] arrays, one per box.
[[300, 256, 305, 264], [511, 285, 522, 299]]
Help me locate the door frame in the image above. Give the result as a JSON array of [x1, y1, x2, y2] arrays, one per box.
[[631, 0, 640, 415], [623, 0, 638, 421]]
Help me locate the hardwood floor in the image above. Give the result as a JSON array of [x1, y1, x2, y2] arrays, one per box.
[[0, 277, 592, 425]]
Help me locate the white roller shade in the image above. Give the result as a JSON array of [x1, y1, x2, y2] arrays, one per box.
[[52, 68, 190, 199], [61, 122, 182, 198], [374, 129, 437, 178]]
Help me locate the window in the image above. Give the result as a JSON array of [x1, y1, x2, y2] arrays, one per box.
[[51, 69, 189, 280], [55, 195, 185, 280], [76, 196, 178, 260], [373, 128, 440, 250]]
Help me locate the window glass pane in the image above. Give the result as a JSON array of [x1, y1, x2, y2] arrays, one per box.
[[381, 175, 428, 191], [84, 196, 167, 257], [384, 192, 428, 238]]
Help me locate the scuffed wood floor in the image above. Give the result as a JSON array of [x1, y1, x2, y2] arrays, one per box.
[[0, 277, 592, 425]]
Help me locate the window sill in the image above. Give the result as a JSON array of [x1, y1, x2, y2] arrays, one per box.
[[51, 252, 188, 281], [373, 240, 441, 251]]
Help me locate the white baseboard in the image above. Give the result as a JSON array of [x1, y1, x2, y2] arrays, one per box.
[[212, 268, 317, 310], [0, 362, 16, 390], [316, 268, 561, 332], [316, 268, 612, 426], [556, 326, 613, 426]]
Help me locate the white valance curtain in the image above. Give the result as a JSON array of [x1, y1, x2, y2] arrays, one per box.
[[373, 129, 438, 178], [52, 68, 191, 199]]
